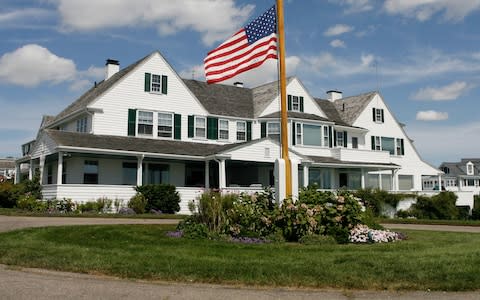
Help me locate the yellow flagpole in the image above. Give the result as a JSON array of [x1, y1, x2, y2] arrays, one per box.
[[276, 0, 292, 197]]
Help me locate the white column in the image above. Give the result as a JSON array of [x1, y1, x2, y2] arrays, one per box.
[[378, 173, 382, 190], [137, 155, 144, 186], [218, 159, 226, 189], [28, 160, 34, 180], [205, 161, 210, 189], [57, 152, 63, 185], [361, 168, 366, 189], [302, 164, 309, 188], [39, 155, 45, 185], [14, 163, 21, 184]]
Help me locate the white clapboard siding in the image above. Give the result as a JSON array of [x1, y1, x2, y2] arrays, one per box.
[[30, 131, 58, 158]]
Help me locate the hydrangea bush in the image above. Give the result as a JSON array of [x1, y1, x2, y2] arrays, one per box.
[[349, 224, 404, 243]]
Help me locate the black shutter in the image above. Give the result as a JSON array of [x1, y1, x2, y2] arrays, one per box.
[[207, 117, 218, 140], [188, 115, 194, 138], [246, 121, 252, 141], [381, 109, 384, 123], [300, 97, 304, 112], [334, 130, 337, 147], [371, 136, 375, 150], [161, 75, 168, 94], [328, 126, 333, 147], [287, 95, 292, 111], [261, 122, 267, 138], [144, 73, 151, 92], [174, 114, 181, 140], [343, 131, 347, 148], [128, 109, 136, 136], [372, 108, 376, 122], [401, 139, 405, 155], [292, 122, 296, 145]]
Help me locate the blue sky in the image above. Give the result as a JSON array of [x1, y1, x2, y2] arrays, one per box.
[[1, 0, 480, 166]]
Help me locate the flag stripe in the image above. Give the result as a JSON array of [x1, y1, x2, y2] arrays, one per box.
[[205, 30, 247, 58]]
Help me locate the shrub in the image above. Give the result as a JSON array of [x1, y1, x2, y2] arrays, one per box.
[[22, 175, 43, 200], [354, 188, 409, 217], [194, 190, 235, 233], [0, 182, 22, 208], [16, 195, 46, 212], [135, 184, 180, 214], [411, 192, 459, 220], [128, 193, 147, 214], [177, 216, 209, 239]]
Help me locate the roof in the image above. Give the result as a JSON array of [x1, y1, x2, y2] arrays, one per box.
[[333, 91, 377, 125], [0, 159, 15, 169], [308, 156, 399, 168], [314, 99, 350, 126], [259, 111, 330, 122], [183, 79, 254, 118], [251, 77, 294, 117], [46, 53, 153, 127], [440, 160, 480, 177]]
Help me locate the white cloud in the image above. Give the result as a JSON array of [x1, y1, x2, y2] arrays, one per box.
[[0, 44, 76, 87], [0, 8, 53, 23], [330, 39, 346, 48], [328, 0, 374, 14], [305, 52, 376, 77], [384, 0, 480, 22], [407, 122, 480, 165], [50, 0, 254, 46], [324, 24, 354, 36], [416, 110, 449, 121], [411, 81, 473, 101]]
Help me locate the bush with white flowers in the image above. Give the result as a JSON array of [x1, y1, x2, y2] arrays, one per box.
[[349, 224, 402, 243]]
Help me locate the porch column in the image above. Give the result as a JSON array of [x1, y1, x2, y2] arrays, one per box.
[[205, 160, 210, 189], [14, 163, 21, 184], [137, 155, 144, 186], [378, 173, 383, 190], [438, 174, 442, 191], [39, 155, 45, 185], [28, 160, 34, 180], [302, 164, 309, 188], [217, 159, 226, 189], [360, 168, 366, 189], [392, 169, 399, 191], [57, 152, 63, 185]]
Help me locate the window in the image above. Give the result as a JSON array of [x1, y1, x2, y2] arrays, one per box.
[[465, 179, 475, 186], [76, 117, 87, 133], [47, 164, 53, 184], [138, 111, 153, 135], [373, 108, 384, 123], [398, 175, 413, 191], [292, 96, 300, 111], [442, 166, 450, 174], [84, 160, 98, 184], [323, 126, 329, 147], [296, 123, 302, 145], [352, 137, 358, 149], [62, 161, 67, 184], [336, 131, 344, 147], [396, 138, 404, 155], [467, 162, 474, 175], [236, 121, 246, 141], [303, 124, 321, 146], [157, 112, 173, 138], [375, 136, 381, 150], [267, 122, 280, 139], [122, 162, 137, 185], [219, 119, 229, 140], [195, 116, 206, 138], [151, 74, 161, 93], [381, 137, 395, 155], [147, 164, 169, 184]]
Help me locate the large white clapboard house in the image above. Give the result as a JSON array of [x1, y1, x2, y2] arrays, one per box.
[[16, 51, 441, 213]]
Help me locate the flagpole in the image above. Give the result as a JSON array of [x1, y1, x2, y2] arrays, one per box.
[[276, 0, 292, 198]]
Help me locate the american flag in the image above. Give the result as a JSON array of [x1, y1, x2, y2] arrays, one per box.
[[204, 5, 277, 84]]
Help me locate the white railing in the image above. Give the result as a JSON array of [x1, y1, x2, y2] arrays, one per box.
[[330, 148, 391, 164]]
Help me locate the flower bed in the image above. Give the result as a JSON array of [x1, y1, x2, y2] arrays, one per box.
[[349, 224, 404, 243]]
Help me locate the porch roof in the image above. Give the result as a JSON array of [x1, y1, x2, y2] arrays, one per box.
[[307, 155, 400, 169]]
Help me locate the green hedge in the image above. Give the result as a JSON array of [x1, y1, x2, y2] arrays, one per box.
[[134, 184, 180, 214]]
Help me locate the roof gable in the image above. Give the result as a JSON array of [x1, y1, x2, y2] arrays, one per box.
[[333, 91, 377, 125]]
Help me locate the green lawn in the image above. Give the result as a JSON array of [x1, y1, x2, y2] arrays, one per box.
[[0, 225, 479, 291]]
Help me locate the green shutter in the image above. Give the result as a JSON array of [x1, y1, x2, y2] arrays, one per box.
[[207, 117, 218, 140], [261, 122, 267, 138], [188, 115, 194, 138], [128, 109, 136, 136], [246, 121, 252, 141], [334, 130, 337, 147], [343, 131, 347, 148], [174, 114, 181, 140], [287, 95, 292, 111], [371, 136, 375, 150], [300, 96, 304, 112], [292, 122, 296, 145], [144, 73, 151, 92], [381, 109, 384, 123], [161, 75, 168, 94], [401, 139, 405, 155], [328, 126, 333, 147], [372, 108, 376, 122]]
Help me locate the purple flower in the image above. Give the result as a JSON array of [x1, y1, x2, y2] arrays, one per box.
[[166, 230, 183, 238]]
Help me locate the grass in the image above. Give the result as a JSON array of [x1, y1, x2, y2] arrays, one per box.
[[0, 225, 479, 291], [0, 208, 186, 219], [379, 218, 480, 227]]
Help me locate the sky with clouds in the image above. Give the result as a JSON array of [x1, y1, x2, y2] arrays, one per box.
[[1, 0, 480, 166]]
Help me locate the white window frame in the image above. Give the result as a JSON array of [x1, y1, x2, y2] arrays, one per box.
[[157, 112, 173, 138], [323, 126, 329, 147], [467, 162, 474, 175], [373, 136, 381, 151], [267, 122, 280, 137], [292, 96, 300, 111], [151, 74, 162, 93], [236, 121, 246, 141], [336, 131, 344, 147], [218, 119, 229, 140], [76, 117, 88, 133], [396, 138, 402, 155], [137, 111, 154, 136], [375, 108, 383, 123], [195, 116, 206, 139], [296, 123, 302, 145], [352, 137, 358, 149]]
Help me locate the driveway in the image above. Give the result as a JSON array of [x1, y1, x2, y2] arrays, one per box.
[[0, 215, 180, 233], [382, 223, 480, 233]]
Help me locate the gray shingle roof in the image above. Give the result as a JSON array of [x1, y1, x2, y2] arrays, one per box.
[[0, 159, 15, 169], [259, 111, 330, 122], [333, 91, 377, 125], [314, 99, 350, 126], [47, 53, 153, 127], [251, 77, 294, 117], [440, 160, 480, 176], [182, 79, 254, 118]]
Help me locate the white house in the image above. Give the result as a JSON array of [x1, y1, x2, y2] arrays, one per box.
[[16, 51, 441, 213], [0, 158, 16, 181]]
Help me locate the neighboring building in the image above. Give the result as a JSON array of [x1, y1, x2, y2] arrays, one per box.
[[0, 158, 15, 181], [423, 159, 480, 194], [16, 51, 441, 213]]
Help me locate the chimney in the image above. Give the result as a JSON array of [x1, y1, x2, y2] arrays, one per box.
[[326, 90, 342, 102], [105, 59, 120, 80], [233, 81, 244, 88]]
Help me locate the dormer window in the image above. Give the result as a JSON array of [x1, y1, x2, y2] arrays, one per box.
[[288, 95, 304, 112], [467, 162, 474, 175], [372, 108, 384, 123], [442, 166, 450, 174]]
